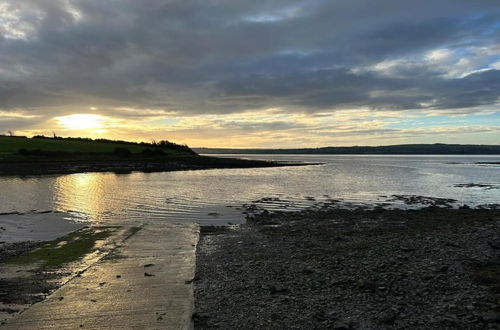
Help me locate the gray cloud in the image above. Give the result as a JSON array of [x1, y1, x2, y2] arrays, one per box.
[[0, 0, 499, 119]]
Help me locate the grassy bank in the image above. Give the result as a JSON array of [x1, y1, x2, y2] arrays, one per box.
[[0, 136, 195, 159], [0, 136, 305, 175]]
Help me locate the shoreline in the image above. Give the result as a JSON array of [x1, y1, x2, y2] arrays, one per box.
[[0, 212, 86, 244], [0, 155, 319, 176], [3, 205, 500, 328], [194, 207, 500, 329]]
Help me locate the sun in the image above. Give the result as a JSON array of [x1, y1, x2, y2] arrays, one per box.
[[56, 114, 106, 130]]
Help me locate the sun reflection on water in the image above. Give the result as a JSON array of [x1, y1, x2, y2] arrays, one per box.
[[53, 173, 122, 223]]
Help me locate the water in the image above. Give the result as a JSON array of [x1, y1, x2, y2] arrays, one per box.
[[0, 155, 499, 225]]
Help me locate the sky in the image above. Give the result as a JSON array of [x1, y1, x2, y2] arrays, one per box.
[[0, 0, 499, 148]]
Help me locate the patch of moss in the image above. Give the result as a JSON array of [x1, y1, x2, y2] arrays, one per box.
[[102, 226, 142, 262], [3, 226, 119, 268]]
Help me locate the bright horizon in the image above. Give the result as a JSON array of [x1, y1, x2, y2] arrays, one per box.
[[1, 1, 499, 148]]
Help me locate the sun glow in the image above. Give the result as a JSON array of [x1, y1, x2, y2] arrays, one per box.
[[56, 114, 107, 130]]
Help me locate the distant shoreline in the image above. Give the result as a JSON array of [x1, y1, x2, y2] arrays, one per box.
[[195, 143, 500, 155], [0, 155, 317, 176]]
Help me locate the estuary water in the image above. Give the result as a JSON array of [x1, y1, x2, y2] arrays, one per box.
[[0, 154, 499, 225]]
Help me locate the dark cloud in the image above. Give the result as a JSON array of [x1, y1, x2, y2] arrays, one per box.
[[0, 0, 499, 118], [217, 68, 500, 111]]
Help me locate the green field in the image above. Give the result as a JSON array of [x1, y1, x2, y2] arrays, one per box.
[[0, 136, 195, 159]]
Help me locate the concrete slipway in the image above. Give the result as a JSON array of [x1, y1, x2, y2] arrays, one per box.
[[2, 224, 199, 330]]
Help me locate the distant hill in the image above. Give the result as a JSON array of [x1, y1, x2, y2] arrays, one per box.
[[195, 144, 500, 155]]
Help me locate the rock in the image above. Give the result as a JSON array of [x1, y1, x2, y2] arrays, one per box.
[[488, 241, 500, 249], [400, 246, 416, 252], [333, 321, 350, 329], [378, 310, 398, 325], [0, 307, 19, 314], [357, 279, 376, 291], [192, 312, 210, 323], [302, 266, 315, 274], [482, 311, 500, 323], [144, 272, 155, 277], [325, 311, 338, 320], [422, 274, 433, 280], [437, 265, 449, 272], [185, 276, 199, 284], [441, 315, 458, 324], [269, 284, 288, 294]]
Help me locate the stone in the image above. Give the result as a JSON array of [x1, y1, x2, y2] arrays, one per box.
[[482, 311, 500, 323], [270, 284, 288, 294], [333, 321, 350, 329], [488, 241, 500, 249], [437, 265, 449, 272], [379, 310, 398, 325]]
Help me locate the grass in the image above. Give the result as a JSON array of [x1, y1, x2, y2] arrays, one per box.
[[3, 227, 117, 268], [1, 136, 176, 155], [0, 136, 196, 160], [0, 136, 144, 154]]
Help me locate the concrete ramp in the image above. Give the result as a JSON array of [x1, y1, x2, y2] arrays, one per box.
[[2, 224, 199, 330]]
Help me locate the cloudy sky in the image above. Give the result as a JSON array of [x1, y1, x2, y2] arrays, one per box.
[[0, 0, 499, 147]]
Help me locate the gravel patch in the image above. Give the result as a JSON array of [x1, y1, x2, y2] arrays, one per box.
[[194, 208, 500, 329]]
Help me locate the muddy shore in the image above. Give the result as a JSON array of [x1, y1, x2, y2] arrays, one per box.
[[194, 207, 500, 329], [0, 156, 316, 176]]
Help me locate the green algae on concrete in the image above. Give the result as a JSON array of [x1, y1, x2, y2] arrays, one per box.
[[1, 226, 143, 325], [3, 227, 119, 268], [2, 224, 199, 330]]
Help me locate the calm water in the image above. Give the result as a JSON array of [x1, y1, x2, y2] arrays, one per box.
[[0, 155, 499, 225]]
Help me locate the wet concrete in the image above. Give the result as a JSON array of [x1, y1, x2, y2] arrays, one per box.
[[2, 224, 199, 329]]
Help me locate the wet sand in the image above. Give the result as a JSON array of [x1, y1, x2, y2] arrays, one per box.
[[0, 212, 85, 244]]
